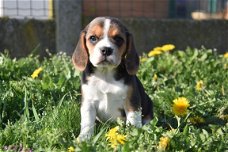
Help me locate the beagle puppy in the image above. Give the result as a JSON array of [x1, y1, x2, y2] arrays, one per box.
[[72, 17, 153, 141]]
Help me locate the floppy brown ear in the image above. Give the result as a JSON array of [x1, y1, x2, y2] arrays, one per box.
[[72, 31, 88, 71], [124, 33, 139, 75]]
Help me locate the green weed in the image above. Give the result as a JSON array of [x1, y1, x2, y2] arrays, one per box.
[[0, 48, 227, 151]]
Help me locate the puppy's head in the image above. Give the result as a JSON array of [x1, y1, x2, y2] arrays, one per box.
[[72, 17, 139, 75]]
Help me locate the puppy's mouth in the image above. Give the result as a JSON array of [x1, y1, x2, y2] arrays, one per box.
[[99, 61, 110, 66], [90, 53, 121, 68], [97, 58, 113, 65], [96, 57, 119, 68]]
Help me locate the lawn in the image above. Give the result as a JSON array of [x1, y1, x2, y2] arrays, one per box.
[[0, 47, 227, 151]]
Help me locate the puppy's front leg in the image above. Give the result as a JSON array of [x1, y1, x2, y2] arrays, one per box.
[[126, 110, 142, 128], [77, 102, 96, 141]]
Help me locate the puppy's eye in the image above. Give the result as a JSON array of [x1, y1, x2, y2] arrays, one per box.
[[89, 36, 98, 43], [113, 36, 124, 47]]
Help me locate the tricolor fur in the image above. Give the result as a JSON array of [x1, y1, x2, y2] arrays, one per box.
[[72, 17, 153, 141]]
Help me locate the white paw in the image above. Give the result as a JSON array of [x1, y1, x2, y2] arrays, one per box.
[[126, 111, 142, 128], [76, 133, 92, 142]]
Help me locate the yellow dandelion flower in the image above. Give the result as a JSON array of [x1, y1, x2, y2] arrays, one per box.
[[116, 134, 126, 145], [172, 97, 190, 116], [153, 73, 158, 81], [110, 140, 118, 149], [31, 67, 43, 79], [153, 47, 163, 52], [161, 44, 175, 52], [195, 80, 204, 91], [158, 136, 170, 151], [148, 48, 163, 57], [106, 126, 119, 140], [224, 52, 228, 58], [68, 146, 75, 152], [148, 50, 162, 57], [106, 126, 126, 149], [189, 116, 205, 124]]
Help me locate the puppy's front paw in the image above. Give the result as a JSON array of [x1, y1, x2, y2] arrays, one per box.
[[126, 111, 142, 128], [76, 133, 92, 142]]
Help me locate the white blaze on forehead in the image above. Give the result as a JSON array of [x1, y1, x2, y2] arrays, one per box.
[[89, 18, 121, 67], [103, 19, 111, 37]]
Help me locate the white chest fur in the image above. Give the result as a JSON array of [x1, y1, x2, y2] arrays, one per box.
[[81, 71, 128, 122]]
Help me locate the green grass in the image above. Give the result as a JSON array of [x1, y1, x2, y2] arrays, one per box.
[[0, 48, 227, 151]]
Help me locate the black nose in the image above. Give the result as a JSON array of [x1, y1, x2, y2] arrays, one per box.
[[101, 47, 113, 56]]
